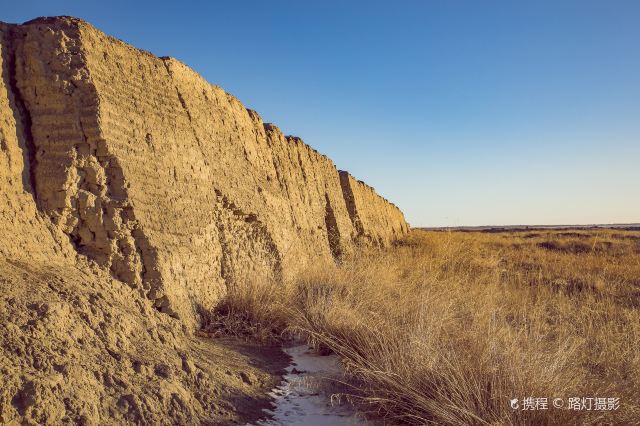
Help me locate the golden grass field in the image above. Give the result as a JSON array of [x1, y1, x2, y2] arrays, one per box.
[[206, 229, 640, 425]]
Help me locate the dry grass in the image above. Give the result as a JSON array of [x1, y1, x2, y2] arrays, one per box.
[[206, 229, 640, 425]]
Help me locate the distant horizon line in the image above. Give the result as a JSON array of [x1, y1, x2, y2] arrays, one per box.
[[417, 223, 640, 231]]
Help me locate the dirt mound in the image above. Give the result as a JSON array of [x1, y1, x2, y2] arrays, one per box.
[[0, 258, 292, 425]]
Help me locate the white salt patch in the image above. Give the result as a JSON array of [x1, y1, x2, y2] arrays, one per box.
[[251, 344, 369, 426]]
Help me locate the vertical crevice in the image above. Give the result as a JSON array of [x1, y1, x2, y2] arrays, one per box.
[[324, 193, 342, 261], [2, 26, 38, 202], [338, 170, 364, 238]]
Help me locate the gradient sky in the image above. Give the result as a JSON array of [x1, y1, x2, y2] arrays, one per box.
[[4, 1, 639, 226]]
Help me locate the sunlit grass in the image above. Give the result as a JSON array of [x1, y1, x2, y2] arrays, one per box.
[[207, 229, 640, 424]]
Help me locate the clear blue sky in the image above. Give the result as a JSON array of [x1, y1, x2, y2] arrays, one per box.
[[4, 1, 639, 226]]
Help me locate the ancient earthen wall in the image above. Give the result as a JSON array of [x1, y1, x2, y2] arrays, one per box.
[[0, 17, 409, 325]]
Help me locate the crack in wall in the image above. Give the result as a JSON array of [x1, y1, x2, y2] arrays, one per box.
[[324, 193, 342, 260], [338, 170, 365, 240], [2, 26, 38, 202]]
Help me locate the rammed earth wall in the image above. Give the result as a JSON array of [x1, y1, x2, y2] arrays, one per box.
[[0, 16, 409, 325]]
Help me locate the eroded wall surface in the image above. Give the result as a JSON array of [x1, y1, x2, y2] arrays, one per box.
[[0, 16, 409, 324], [339, 170, 409, 246]]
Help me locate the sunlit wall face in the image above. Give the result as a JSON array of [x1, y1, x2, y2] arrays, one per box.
[[3, 0, 639, 226]]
